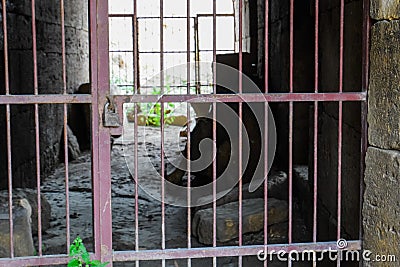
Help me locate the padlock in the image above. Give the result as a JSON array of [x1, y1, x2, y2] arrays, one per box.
[[103, 97, 121, 128]]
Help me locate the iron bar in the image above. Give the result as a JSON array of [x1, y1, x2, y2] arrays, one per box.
[[133, 0, 140, 266], [313, 2, 320, 266], [0, 94, 92, 104], [113, 241, 362, 262], [264, 0, 269, 265], [160, 2, 166, 267], [337, 1, 345, 266], [121, 92, 366, 103], [212, 1, 217, 266], [186, 0, 192, 266], [288, 0, 294, 257], [2, 0, 14, 258], [238, 0, 243, 266]]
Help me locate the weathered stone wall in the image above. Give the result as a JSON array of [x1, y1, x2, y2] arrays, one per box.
[[0, 0, 89, 188], [363, 2, 400, 263]]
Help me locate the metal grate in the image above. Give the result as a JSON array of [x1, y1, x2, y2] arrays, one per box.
[[0, 0, 369, 266]]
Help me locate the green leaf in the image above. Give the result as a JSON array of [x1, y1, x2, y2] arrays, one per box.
[[89, 260, 110, 267], [81, 250, 90, 264], [68, 259, 81, 267]]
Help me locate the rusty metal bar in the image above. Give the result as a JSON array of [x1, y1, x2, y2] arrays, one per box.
[[186, 0, 192, 266], [212, 0, 217, 266], [0, 94, 92, 104], [60, 0, 70, 253], [2, 0, 9, 95], [6, 105, 13, 259], [288, 0, 294, 258], [313, 4, 319, 266], [119, 92, 366, 104], [2, 0, 14, 258], [0, 255, 71, 266], [91, 0, 113, 263], [159, 2, 166, 267], [133, 1, 139, 266], [90, 0, 101, 259], [113, 240, 362, 261], [264, 0, 269, 266], [35, 102, 43, 256], [337, 1, 345, 266], [238, 0, 243, 266], [0, 92, 366, 105], [31, 0, 44, 257]]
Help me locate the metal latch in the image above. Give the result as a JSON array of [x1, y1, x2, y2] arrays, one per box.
[[103, 95, 121, 127]]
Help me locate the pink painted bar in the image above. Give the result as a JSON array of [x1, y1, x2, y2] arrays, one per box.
[[238, 0, 244, 265], [212, 0, 217, 266], [113, 241, 362, 262], [186, 1, 192, 267], [313, 2, 319, 266], [264, 1, 269, 266]]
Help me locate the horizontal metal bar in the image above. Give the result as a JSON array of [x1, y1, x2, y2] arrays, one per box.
[[116, 92, 366, 103], [113, 241, 361, 261], [109, 13, 135, 17], [136, 14, 234, 20], [138, 50, 234, 54], [0, 94, 92, 104], [0, 254, 70, 266]]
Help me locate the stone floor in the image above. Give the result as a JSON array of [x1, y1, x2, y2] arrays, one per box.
[[35, 123, 311, 266]]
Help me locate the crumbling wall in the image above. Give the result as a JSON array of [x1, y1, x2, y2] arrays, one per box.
[[363, 1, 400, 263], [0, 0, 89, 188]]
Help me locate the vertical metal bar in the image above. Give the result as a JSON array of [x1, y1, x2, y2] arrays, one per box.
[[35, 105, 43, 257], [212, 1, 217, 266], [337, 1, 344, 266], [134, 103, 139, 267], [91, 0, 113, 263], [238, 0, 243, 266], [288, 0, 294, 259], [32, 0, 43, 256], [133, 0, 139, 95], [6, 105, 13, 259], [2, 0, 9, 95], [287, 0, 294, 264], [186, 1, 192, 266], [313, 1, 319, 266], [2, 0, 14, 258], [264, 0, 269, 266], [133, 1, 139, 266], [60, 0, 70, 253], [160, 1, 166, 267]]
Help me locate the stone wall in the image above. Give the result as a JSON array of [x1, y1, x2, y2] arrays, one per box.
[[0, 0, 89, 188], [363, 1, 400, 264]]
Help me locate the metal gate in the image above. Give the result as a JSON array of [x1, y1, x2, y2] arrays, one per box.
[[0, 0, 369, 265]]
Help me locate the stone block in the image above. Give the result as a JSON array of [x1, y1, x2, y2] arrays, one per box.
[[363, 147, 400, 265], [0, 189, 52, 234], [0, 199, 35, 257], [192, 198, 288, 245], [370, 0, 400, 20], [368, 20, 400, 150]]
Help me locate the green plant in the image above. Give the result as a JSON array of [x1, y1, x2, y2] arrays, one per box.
[[138, 85, 175, 126], [68, 237, 109, 267]]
